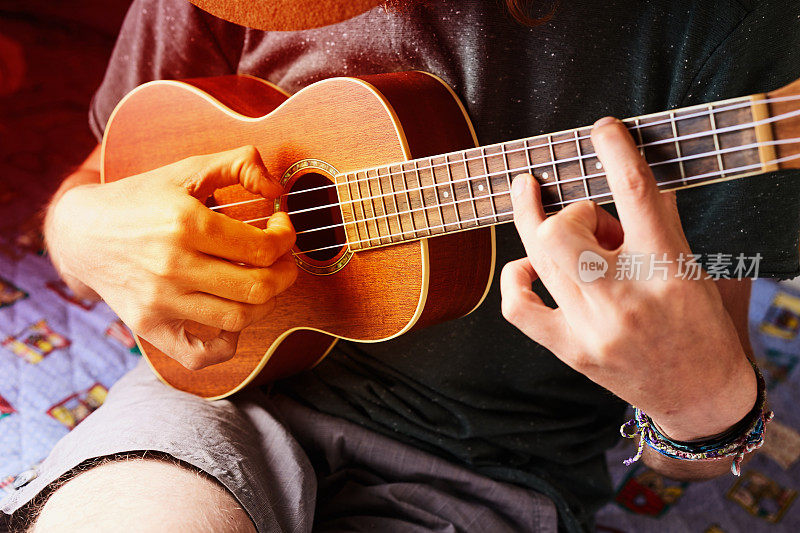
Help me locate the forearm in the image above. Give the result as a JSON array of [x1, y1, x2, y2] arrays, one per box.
[[44, 145, 102, 299], [642, 279, 758, 480]]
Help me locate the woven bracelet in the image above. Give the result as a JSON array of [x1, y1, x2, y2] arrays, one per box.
[[619, 360, 772, 476]]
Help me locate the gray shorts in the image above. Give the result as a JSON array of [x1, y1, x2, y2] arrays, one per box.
[[1, 359, 556, 532]]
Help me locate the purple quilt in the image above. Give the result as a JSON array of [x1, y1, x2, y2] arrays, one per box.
[[0, 245, 139, 494], [1, 3, 799, 531]]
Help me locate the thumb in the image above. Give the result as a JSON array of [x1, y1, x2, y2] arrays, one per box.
[[177, 145, 284, 200], [500, 258, 570, 352]]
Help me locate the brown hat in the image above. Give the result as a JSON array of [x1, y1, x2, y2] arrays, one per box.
[[188, 0, 385, 31]]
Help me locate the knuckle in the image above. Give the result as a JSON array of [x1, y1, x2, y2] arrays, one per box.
[[535, 216, 562, 244], [246, 277, 275, 304], [593, 334, 617, 359], [499, 262, 517, 288], [248, 244, 275, 267], [214, 341, 237, 361], [180, 154, 203, 169], [566, 199, 595, 214], [501, 293, 525, 325], [138, 283, 164, 310], [192, 210, 212, 236], [240, 144, 259, 161], [616, 161, 652, 198], [177, 353, 205, 371], [281, 223, 297, 245], [231, 145, 259, 175], [562, 200, 596, 226], [268, 223, 296, 250], [150, 252, 182, 279], [272, 268, 297, 296], [603, 304, 643, 344], [651, 280, 674, 300], [166, 201, 196, 240], [221, 307, 250, 332]]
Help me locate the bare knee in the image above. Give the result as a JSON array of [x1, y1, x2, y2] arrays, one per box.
[[32, 457, 255, 533]]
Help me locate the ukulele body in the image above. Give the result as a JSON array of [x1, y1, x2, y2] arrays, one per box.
[[102, 72, 495, 399]]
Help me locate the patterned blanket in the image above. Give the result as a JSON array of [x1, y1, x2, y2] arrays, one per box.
[[0, 3, 798, 531], [596, 280, 800, 532], [0, 246, 140, 494]]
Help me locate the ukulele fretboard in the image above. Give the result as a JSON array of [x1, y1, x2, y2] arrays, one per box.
[[336, 95, 775, 251]]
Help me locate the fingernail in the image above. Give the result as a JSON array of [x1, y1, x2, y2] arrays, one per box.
[[511, 174, 529, 198], [594, 116, 620, 127]]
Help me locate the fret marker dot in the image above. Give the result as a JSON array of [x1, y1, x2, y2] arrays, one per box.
[[595, 162, 603, 170], [542, 172, 549, 179], [443, 191, 449, 198], [478, 184, 485, 191]]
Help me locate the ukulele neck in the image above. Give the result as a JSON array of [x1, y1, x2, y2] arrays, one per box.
[[336, 88, 800, 252]]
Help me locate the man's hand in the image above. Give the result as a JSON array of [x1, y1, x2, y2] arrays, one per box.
[[500, 117, 757, 443], [45, 145, 298, 370]]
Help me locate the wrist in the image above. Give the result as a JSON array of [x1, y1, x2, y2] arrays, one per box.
[[44, 181, 101, 301], [621, 359, 771, 476], [648, 353, 758, 442]]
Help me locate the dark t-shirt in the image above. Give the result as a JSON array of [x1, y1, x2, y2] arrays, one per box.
[[90, 1, 800, 530]]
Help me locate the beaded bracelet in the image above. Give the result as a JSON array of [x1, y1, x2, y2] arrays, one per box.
[[619, 360, 773, 476]]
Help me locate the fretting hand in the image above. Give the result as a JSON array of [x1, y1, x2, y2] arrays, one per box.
[[500, 117, 757, 441], [45, 146, 297, 370]]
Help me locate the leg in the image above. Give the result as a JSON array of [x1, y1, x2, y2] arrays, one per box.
[[33, 457, 254, 533], [2, 360, 316, 532]]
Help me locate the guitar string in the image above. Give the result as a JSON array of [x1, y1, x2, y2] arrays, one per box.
[[284, 136, 800, 238], [216, 104, 800, 220], [208, 94, 800, 212], [289, 151, 800, 256], [210, 95, 790, 207], [288, 137, 800, 242], [344, 94, 800, 179], [240, 104, 800, 224]]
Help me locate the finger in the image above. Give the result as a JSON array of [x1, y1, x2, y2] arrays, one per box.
[[189, 253, 298, 304], [177, 145, 284, 200], [658, 190, 692, 251], [171, 292, 278, 334], [510, 173, 582, 298], [144, 321, 240, 370], [510, 173, 546, 246], [193, 210, 296, 267], [591, 117, 678, 248], [594, 204, 625, 251], [533, 200, 616, 283], [500, 258, 569, 351]]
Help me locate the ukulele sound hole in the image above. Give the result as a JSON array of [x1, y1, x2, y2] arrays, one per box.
[[286, 172, 346, 262]]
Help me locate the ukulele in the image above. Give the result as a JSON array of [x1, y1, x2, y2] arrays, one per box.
[[102, 71, 800, 399]]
